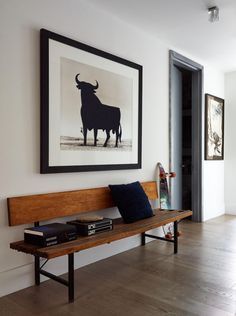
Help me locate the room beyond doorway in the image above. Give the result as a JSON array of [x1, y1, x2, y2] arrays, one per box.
[[169, 51, 203, 222]]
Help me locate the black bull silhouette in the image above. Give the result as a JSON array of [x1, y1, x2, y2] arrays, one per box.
[[75, 74, 122, 147]]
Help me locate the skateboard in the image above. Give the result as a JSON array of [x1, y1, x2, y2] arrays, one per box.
[[156, 162, 176, 210], [156, 162, 179, 239]]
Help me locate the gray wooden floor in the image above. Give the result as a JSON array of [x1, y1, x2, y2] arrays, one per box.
[[1, 215, 236, 316]]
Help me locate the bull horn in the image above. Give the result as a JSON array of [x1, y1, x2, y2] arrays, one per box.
[[92, 80, 99, 89], [75, 73, 81, 84]]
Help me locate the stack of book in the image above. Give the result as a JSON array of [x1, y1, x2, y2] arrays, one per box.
[[67, 217, 113, 236], [24, 223, 77, 247]]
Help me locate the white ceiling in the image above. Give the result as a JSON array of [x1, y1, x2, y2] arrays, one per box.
[[87, 0, 236, 73]]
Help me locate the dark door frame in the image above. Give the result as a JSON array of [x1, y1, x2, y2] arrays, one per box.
[[169, 50, 203, 222]]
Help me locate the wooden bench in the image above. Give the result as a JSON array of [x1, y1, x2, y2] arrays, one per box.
[[8, 181, 192, 302]]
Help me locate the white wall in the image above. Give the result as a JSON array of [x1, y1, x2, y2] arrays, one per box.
[[225, 72, 236, 214], [203, 67, 225, 221], [0, 0, 224, 297]]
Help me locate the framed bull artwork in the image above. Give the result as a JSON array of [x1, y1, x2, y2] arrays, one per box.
[[40, 29, 142, 173]]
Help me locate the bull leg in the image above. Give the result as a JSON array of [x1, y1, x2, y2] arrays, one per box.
[[83, 126, 87, 146], [94, 129, 98, 146], [103, 130, 110, 147], [115, 130, 119, 147]]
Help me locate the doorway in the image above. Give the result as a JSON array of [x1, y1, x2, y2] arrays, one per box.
[[169, 51, 203, 222]]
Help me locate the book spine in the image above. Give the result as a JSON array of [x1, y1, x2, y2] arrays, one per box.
[[24, 230, 58, 238], [46, 240, 58, 246], [24, 228, 77, 238], [87, 225, 113, 236], [24, 232, 77, 247], [24, 229, 44, 236], [88, 219, 113, 229], [45, 236, 57, 242]]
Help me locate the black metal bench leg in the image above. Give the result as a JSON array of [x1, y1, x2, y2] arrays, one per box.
[[35, 255, 40, 285], [141, 232, 146, 245], [174, 221, 178, 254], [68, 253, 74, 302]]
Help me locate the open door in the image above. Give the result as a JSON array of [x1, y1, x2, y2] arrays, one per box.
[[171, 65, 182, 210], [169, 51, 203, 222]]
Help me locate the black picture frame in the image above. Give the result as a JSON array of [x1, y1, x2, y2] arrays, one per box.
[[205, 94, 224, 160], [40, 29, 142, 173]]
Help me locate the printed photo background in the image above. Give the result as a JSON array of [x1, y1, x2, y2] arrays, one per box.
[[60, 57, 133, 151]]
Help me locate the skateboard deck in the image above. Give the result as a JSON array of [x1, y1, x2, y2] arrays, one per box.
[[156, 162, 178, 239], [157, 162, 171, 209]]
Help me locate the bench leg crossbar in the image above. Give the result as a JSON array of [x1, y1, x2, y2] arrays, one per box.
[[141, 221, 178, 254], [35, 253, 74, 302]]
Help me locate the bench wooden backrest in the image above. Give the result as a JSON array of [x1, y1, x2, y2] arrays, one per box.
[[8, 181, 158, 226]]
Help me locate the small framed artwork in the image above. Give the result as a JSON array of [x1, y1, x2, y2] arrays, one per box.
[[205, 94, 224, 160], [40, 29, 142, 173]]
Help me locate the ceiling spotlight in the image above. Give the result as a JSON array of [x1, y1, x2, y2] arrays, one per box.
[[208, 6, 219, 23]]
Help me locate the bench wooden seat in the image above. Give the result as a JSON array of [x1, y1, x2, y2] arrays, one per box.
[[8, 181, 192, 302], [10, 209, 192, 259]]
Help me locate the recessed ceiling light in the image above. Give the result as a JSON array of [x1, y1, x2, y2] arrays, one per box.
[[208, 6, 219, 23]]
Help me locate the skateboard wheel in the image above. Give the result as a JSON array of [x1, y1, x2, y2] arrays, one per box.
[[165, 233, 173, 240], [160, 172, 166, 178]]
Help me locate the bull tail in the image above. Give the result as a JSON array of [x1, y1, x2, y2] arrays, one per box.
[[118, 124, 122, 142]]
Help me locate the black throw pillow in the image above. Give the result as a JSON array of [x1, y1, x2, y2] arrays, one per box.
[[109, 181, 153, 223]]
